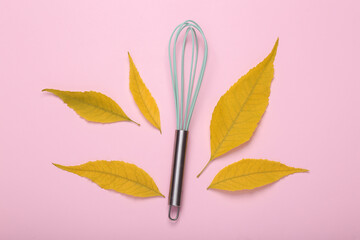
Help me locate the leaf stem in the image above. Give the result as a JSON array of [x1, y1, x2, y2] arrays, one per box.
[[130, 119, 140, 126], [197, 160, 211, 178]]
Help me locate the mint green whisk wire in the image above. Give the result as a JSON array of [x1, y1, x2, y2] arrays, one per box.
[[169, 20, 208, 130]]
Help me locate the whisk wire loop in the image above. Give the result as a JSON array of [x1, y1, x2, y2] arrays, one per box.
[[168, 20, 208, 130]]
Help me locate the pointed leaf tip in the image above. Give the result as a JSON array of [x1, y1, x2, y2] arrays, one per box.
[[271, 38, 279, 56]]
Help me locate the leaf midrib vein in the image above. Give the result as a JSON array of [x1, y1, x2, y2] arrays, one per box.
[[66, 95, 129, 120], [211, 59, 271, 159], [131, 68, 159, 129], [66, 167, 160, 195], [210, 169, 299, 187]]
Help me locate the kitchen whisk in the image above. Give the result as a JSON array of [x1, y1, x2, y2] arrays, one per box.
[[168, 20, 208, 221]]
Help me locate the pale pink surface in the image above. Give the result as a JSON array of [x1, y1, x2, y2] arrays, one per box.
[[1, 0, 359, 239]]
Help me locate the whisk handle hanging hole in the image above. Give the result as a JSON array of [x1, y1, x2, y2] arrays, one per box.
[[168, 205, 180, 221], [168, 130, 188, 220]]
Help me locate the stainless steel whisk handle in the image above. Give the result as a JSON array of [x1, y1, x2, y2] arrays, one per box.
[[168, 130, 188, 221]]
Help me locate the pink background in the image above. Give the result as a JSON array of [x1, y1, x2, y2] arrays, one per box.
[[1, 0, 360, 239]]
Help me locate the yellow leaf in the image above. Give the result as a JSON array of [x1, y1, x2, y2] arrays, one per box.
[[53, 161, 164, 198], [43, 89, 138, 124], [208, 159, 308, 191], [128, 53, 161, 133], [198, 39, 279, 177]]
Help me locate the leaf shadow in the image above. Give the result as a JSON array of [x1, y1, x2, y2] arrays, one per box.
[[208, 180, 278, 198], [208, 170, 310, 199], [76, 177, 165, 201], [105, 189, 165, 201]]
